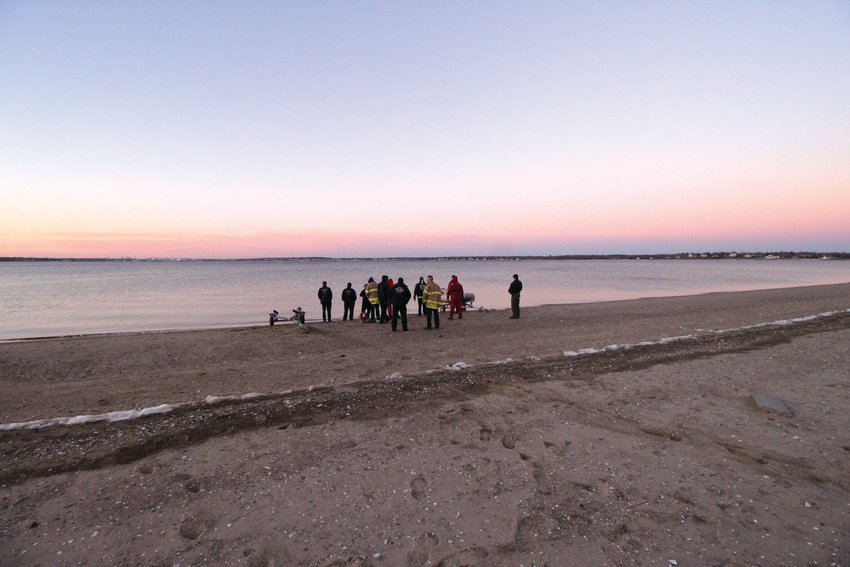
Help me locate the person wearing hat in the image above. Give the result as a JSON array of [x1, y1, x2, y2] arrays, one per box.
[[446, 275, 464, 320], [413, 276, 426, 316], [508, 274, 522, 319]]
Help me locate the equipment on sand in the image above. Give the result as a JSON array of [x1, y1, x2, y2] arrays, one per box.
[[269, 307, 306, 325], [440, 292, 475, 312]]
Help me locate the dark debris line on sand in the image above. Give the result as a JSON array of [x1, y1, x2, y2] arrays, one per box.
[[2, 311, 849, 487]]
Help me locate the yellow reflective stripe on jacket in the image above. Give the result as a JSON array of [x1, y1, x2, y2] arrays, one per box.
[[424, 285, 442, 309], [366, 283, 379, 305]]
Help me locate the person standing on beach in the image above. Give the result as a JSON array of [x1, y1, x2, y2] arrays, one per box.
[[390, 277, 412, 332], [318, 281, 333, 322], [386, 277, 395, 319], [509, 274, 522, 319], [423, 275, 443, 330], [413, 276, 426, 316], [446, 275, 464, 320], [365, 277, 379, 322], [341, 282, 357, 321], [359, 284, 368, 320], [377, 275, 390, 323]]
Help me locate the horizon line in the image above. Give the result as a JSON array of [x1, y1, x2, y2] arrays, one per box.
[[3, 251, 849, 262]]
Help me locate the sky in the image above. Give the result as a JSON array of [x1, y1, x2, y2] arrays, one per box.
[[1, 1, 849, 258]]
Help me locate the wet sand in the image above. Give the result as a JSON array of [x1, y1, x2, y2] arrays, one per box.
[[1, 283, 849, 566]]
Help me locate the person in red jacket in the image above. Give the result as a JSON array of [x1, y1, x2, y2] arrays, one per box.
[[446, 275, 464, 320]]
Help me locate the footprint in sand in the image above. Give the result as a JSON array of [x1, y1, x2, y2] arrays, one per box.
[[322, 556, 364, 567], [512, 514, 558, 552], [543, 439, 571, 456], [433, 546, 489, 566], [532, 462, 553, 495], [246, 553, 272, 567], [479, 427, 492, 442], [404, 532, 439, 567], [179, 518, 202, 540], [410, 476, 428, 499]]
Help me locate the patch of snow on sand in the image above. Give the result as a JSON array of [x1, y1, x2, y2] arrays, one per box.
[[204, 393, 265, 405], [564, 347, 602, 357], [657, 335, 695, 344], [0, 403, 182, 431], [564, 309, 848, 358], [2, 307, 847, 432]]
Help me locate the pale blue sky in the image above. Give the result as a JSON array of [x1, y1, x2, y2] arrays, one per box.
[[2, 1, 849, 257]]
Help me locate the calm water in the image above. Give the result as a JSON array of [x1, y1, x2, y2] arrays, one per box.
[[2, 259, 849, 340]]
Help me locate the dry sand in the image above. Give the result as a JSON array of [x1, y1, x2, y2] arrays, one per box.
[[1, 283, 849, 566]]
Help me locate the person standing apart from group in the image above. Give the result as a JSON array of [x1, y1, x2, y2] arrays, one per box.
[[446, 275, 464, 320], [365, 277, 380, 322], [509, 273, 522, 319], [317, 281, 333, 322], [341, 282, 357, 321], [413, 276, 426, 316], [423, 275, 443, 330], [390, 277, 411, 332]]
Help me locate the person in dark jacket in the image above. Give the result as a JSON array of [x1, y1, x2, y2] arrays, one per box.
[[386, 277, 395, 318], [341, 282, 357, 321], [377, 275, 390, 323], [359, 285, 368, 319], [508, 274, 522, 319], [413, 276, 426, 316], [317, 281, 333, 322], [390, 277, 412, 332]]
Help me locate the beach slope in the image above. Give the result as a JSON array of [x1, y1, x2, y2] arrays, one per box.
[[1, 284, 849, 566]]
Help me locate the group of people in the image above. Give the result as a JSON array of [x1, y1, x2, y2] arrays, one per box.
[[316, 273, 523, 330]]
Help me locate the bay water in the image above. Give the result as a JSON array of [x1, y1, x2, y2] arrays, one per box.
[[2, 259, 849, 340]]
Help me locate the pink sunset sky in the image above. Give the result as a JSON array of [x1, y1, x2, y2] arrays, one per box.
[[2, 2, 849, 258]]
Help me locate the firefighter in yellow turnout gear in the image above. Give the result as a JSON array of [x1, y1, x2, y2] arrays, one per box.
[[364, 277, 379, 323], [422, 275, 443, 330]]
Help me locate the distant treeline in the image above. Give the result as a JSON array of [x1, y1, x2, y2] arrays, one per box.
[[2, 252, 849, 262]]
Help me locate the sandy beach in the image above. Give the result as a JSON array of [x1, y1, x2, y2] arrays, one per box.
[[1, 283, 849, 566]]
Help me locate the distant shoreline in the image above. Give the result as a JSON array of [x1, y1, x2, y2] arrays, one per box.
[[3, 251, 849, 262]]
